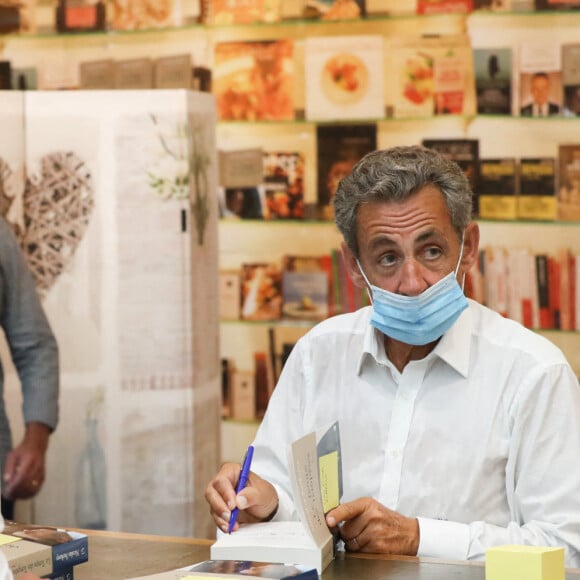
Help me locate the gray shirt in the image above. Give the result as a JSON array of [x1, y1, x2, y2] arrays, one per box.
[[0, 217, 59, 476]]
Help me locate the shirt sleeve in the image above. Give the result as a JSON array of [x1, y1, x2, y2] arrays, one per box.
[[0, 219, 59, 430], [421, 362, 580, 567]]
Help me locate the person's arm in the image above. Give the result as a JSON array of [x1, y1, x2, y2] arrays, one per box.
[[0, 219, 59, 500]]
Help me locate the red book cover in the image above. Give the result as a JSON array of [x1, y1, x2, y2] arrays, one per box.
[[558, 248, 571, 331], [570, 252, 577, 331]]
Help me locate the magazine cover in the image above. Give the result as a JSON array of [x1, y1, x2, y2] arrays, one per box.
[[304, 35, 384, 121], [473, 47, 512, 115], [518, 42, 562, 118], [316, 124, 377, 220], [263, 151, 305, 219], [214, 39, 294, 121]]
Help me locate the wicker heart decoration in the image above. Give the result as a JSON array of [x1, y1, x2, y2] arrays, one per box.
[[0, 152, 95, 297]]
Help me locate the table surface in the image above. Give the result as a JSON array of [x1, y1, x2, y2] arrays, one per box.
[[73, 530, 580, 580]]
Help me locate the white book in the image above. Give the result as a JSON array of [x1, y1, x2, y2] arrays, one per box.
[[211, 423, 341, 574]]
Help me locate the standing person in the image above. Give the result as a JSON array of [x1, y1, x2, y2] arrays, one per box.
[[205, 145, 580, 565], [520, 71, 560, 117], [0, 216, 59, 519]]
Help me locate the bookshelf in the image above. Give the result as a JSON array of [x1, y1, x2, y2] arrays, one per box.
[[4, 7, 580, 455]]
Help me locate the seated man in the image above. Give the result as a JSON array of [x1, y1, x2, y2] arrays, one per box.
[[205, 145, 580, 565]]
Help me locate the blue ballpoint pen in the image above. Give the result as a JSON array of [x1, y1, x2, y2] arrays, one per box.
[[228, 444, 255, 534]]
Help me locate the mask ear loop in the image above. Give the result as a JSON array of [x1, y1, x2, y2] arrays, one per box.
[[356, 259, 374, 305], [455, 232, 466, 291]]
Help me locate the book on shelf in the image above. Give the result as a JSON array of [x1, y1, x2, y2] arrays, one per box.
[[294, 0, 365, 20], [113, 58, 154, 90], [11, 66, 38, 91], [209, 0, 281, 24], [281, 256, 329, 322], [365, 0, 416, 15], [219, 149, 265, 190], [416, 0, 473, 14], [263, 152, 305, 220], [316, 124, 377, 221], [110, 0, 179, 30], [241, 263, 283, 321], [518, 157, 557, 220], [231, 369, 256, 421], [421, 138, 480, 216], [473, 47, 512, 115], [478, 158, 517, 220], [219, 187, 265, 220], [213, 39, 294, 121], [535, 0, 580, 9], [211, 421, 342, 574], [219, 270, 241, 320], [391, 35, 472, 119], [472, 0, 510, 10], [56, 0, 106, 33], [304, 35, 384, 121], [153, 54, 192, 89], [79, 59, 115, 90], [518, 42, 562, 118], [126, 558, 317, 579], [0, 521, 88, 578], [557, 144, 580, 221], [561, 44, 580, 117]]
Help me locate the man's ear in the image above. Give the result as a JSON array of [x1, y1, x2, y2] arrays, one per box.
[[459, 222, 480, 274], [341, 241, 367, 289]]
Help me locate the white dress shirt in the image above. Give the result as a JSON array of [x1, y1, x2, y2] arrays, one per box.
[[251, 300, 580, 565]]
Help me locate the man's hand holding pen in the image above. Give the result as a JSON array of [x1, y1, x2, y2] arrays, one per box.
[[205, 446, 279, 534]]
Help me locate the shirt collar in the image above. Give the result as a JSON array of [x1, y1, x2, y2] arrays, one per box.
[[357, 301, 473, 378]]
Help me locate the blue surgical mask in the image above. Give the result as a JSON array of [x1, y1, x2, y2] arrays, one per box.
[[357, 241, 468, 346]]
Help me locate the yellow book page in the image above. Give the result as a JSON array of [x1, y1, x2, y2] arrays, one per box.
[[0, 534, 21, 545], [318, 451, 339, 513]]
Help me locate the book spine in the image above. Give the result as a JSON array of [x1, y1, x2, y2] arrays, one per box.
[[535, 255, 551, 329], [51, 536, 88, 574]]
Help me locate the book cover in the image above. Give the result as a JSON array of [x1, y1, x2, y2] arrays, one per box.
[[219, 187, 265, 220], [518, 157, 557, 220], [214, 39, 294, 121], [153, 54, 192, 89], [304, 35, 384, 121], [219, 270, 241, 320], [263, 152, 305, 220], [114, 58, 154, 90], [518, 42, 562, 117], [231, 369, 256, 420], [79, 59, 115, 90], [478, 158, 517, 220], [282, 269, 329, 321], [535, 0, 580, 9], [473, 47, 512, 115], [417, 0, 473, 13], [562, 44, 580, 117], [295, 0, 364, 20], [219, 149, 265, 189], [1, 521, 88, 577], [473, 0, 510, 10], [110, 0, 179, 30], [211, 0, 281, 23], [557, 144, 580, 221], [316, 124, 377, 220], [421, 138, 480, 215], [391, 36, 473, 118], [211, 422, 342, 574], [127, 559, 318, 579], [241, 263, 283, 321], [365, 0, 416, 15]]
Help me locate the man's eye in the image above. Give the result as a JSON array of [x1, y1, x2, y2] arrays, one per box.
[[425, 247, 442, 259], [379, 254, 397, 266]]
